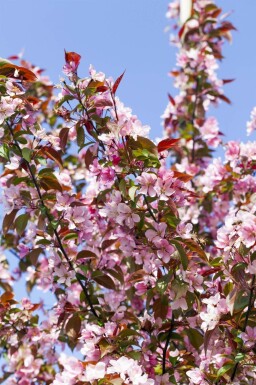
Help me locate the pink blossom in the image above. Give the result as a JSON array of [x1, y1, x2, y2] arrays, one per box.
[[246, 106, 256, 135], [176, 222, 193, 238], [247, 259, 256, 274], [80, 362, 106, 382], [5, 155, 20, 170], [54, 265, 75, 286], [240, 326, 256, 348], [186, 368, 206, 384], [238, 220, 256, 248], [200, 117, 221, 148], [145, 222, 167, 243], [134, 281, 148, 296], [100, 167, 115, 186], [154, 239, 175, 262], [137, 172, 158, 197], [116, 203, 140, 228], [17, 243, 30, 258], [0, 96, 21, 124], [225, 141, 240, 161]]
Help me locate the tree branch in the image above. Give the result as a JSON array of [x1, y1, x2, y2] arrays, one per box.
[[6, 121, 99, 319], [162, 313, 175, 374]]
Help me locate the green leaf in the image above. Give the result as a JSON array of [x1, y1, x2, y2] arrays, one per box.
[[118, 329, 140, 339], [76, 125, 85, 148], [128, 136, 157, 156], [217, 363, 234, 379], [171, 239, 189, 270], [156, 273, 171, 294], [129, 186, 137, 201], [26, 248, 43, 265], [119, 179, 127, 198], [22, 148, 32, 162], [15, 213, 29, 236], [57, 94, 75, 108], [186, 328, 203, 349], [0, 144, 9, 160], [63, 232, 78, 241], [36, 239, 52, 246]]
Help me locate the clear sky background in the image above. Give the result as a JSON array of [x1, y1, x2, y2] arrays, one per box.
[[1, 0, 256, 146]]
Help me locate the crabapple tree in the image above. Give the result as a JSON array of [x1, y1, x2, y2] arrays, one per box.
[[0, 1, 255, 385]]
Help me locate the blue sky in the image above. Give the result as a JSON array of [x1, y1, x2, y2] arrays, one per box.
[[1, 0, 256, 143]]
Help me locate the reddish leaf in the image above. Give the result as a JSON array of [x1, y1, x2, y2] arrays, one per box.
[[168, 93, 176, 106], [64, 51, 81, 67], [222, 78, 235, 85], [178, 24, 186, 39], [128, 269, 146, 283], [87, 80, 105, 89], [209, 9, 222, 18], [84, 120, 94, 134], [183, 239, 207, 261], [157, 138, 180, 153], [153, 295, 168, 320], [173, 171, 193, 182], [41, 146, 63, 169], [94, 274, 116, 290], [112, 70, 125, 94], [101, 239, 117, 250], [218, 94, 231, 104], [94, 99, 113, 108], [220, 21, 237, 32], [0, 291, 14, 304], [26, 248, 43, 266], [201, 267, 221, 277], [8, 55, 20, 60], [65, 313, 81, 340], [3, 209, 19, 235], [59, 127, 70, 151], [84, 146, 95, 169], [96, 85, 109, 92], [105, 268, 124, 284], [0, 63, 37, 82], [39, 174, 63, 192], [76, 250, 97, 260]]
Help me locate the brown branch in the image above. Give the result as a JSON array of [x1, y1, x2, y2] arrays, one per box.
[[6, 121, 99, 319], [162, 313, 175, 374]]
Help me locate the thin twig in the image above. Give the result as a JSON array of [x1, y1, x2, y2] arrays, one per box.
[[191, 77, 200, 163], [162, 313, 175, 374]]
